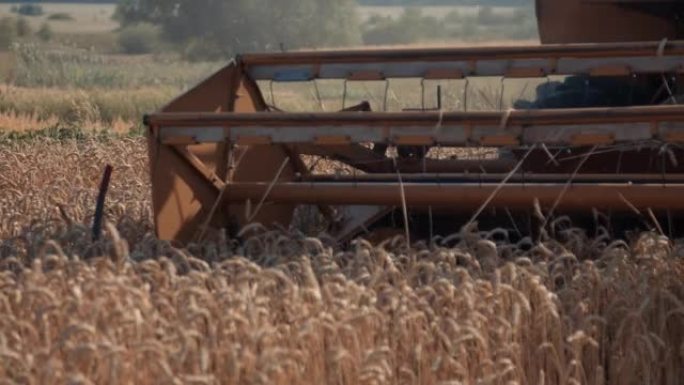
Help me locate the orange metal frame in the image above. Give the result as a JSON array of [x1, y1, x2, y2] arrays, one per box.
[[146, 42, 684, 243], [536, 0, 683, 44]]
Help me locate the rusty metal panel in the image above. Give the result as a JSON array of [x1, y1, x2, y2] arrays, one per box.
[[148, 64, 241, 243], [226, 76, 298, 230], [583, 0, 683, 4], [148, 64, 297, 242], [537, 0, 680, 43], [147, 133, 223, 243]]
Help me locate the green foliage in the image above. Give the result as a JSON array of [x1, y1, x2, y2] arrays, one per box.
[[0, 125, 123, 144], [362, 6, 538, 45], [476, 6, 499, 25], [0, 126, 88, 143], [14, 4, 44, 17], [47, 13, 75, 21], [117, 23, 159, 55], [115, 0, 362, 58], [183, 38, 225, 62], [16, 17, 32, 37], [0, 17, 17, 51], [0, 85, 176, 124], [37, 22, 53, 42], [360, 0, 531, 4], [56, 32, 119, 54], [363, 8, 443, 45], [11, 42, 220, 89]]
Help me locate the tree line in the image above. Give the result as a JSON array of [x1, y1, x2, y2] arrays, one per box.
[[3, 0, 535, 57], [0, 0, 532, 4], [361, 0, 530, 5], [115, 0, 361, 58]]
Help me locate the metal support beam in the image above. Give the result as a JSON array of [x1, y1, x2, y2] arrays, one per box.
[[147, 105, 684, 147], [239, 41, 684, 80], [220, 182, 684, 211]]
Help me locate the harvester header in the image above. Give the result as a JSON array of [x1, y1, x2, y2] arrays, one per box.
[[145, 41, 684, 244]]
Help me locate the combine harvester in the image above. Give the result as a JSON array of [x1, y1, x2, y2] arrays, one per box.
[[145, 0, 684, 244]]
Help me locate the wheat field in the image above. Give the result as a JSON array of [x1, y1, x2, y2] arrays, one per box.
[[0, 136, 682, 385], [1, 1, 680, 382]]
